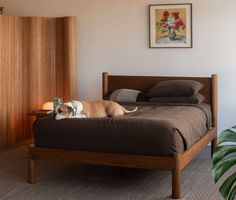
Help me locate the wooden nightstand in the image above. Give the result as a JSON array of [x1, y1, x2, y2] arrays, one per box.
[[30, 110, 53, 119]]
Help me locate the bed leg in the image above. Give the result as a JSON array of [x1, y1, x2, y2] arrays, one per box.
[[28, 158, 36, 184], [211, 138, 217, 158], [172, 155, 181, 199]]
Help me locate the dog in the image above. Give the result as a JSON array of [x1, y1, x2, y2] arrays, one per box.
[[55, 100, 137, 120]]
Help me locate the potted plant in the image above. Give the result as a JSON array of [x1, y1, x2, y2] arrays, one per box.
[[212, 125, 236, 200], [156, 11, 186, 41]]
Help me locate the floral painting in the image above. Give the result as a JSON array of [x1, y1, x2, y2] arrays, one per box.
[[149, 4, 192, 48]]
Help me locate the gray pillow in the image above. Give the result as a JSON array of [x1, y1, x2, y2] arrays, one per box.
[[110, 89, 147, 102], [149, 93, 205, 104], [147, 80, 204, 97]]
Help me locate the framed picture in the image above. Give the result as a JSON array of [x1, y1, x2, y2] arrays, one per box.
[[149, 3, 192, 48]]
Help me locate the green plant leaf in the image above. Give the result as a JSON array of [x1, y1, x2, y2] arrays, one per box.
[[231, 125, 236, 129], [212, 125, 236, 200], [217, 129, 236, 145], [212, 157, 236, 183], [228, 185, 236, 200], [219, 171, 236, 199], [156, 22, 163, 32], [161, 30, 168, 33], [213, 145, 236, 165]]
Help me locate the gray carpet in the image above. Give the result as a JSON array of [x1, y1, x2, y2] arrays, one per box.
[[0, 145, 223, 200]]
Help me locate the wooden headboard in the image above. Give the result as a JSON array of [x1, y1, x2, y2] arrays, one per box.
[[102, 72, 218, 127]]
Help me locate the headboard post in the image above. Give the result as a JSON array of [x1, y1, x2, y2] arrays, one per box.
[[0, 7, 4, 15], [212, 74, 218, 127], [103, 72, 108, 99]]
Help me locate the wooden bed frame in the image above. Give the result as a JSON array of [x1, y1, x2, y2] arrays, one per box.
[[28, 72, 218, 199]]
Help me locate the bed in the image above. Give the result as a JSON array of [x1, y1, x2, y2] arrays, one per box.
[[28, 72, 217, 199]]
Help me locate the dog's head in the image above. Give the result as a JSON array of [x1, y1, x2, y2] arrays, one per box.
[[55, 101, 84, 120]]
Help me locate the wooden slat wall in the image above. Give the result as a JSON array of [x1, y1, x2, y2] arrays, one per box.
[[0, 15, 77, 147]]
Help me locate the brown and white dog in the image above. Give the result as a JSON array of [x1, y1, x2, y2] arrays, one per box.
[[55, 100, 137, 120]]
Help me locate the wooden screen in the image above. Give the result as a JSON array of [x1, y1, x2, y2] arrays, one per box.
[[0, 15, 77, 147]]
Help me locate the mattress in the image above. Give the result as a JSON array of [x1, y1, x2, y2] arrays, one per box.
[[33, 103, 212, 156]]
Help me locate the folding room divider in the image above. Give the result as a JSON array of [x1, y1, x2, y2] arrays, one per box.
[[0, 15, 77, 146]]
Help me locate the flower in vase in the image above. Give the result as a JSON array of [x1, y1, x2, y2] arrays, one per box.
[[156, 11, 186, 39]]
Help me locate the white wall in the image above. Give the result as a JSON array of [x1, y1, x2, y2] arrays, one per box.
[[1, 0, 236, 132]]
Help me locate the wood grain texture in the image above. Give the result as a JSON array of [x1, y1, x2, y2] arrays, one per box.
[[102, 72, 108, 98], [212, 74, 218, 127], [0, 15, 77, 147], [172, 154, 181, 199], [29, 143, 175, 170]]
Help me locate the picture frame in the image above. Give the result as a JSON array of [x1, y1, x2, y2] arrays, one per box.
[[149, 3, 192, 48]]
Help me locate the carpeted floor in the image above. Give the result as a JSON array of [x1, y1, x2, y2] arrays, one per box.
[[0, 145, 223, 200]]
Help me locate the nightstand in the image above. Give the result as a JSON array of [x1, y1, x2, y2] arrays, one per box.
[[30, 110, 53, 119]]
